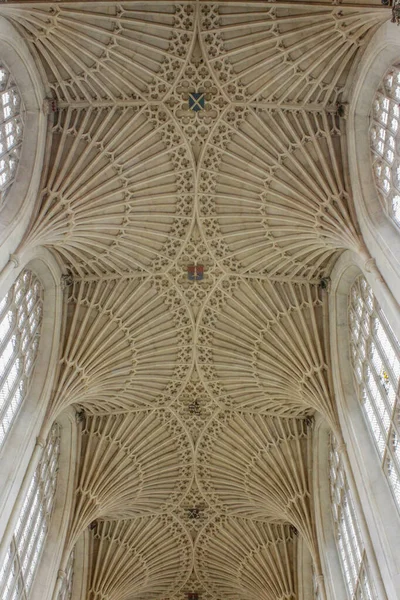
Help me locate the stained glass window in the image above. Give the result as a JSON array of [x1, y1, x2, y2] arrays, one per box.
[[0, 63, 23, 203], [330, 436, 375, 600], [0, 270, 43, 450], [0, 423, 60, 599], [349, 276, 400, 510], [370, 65, 400, 226]]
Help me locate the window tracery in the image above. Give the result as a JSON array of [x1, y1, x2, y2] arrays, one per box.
[[0, 269, 43, 450], [370, 65, 400, 226], [349, 276, 400, 510], [329, 437, 375, 600], [0, 63, 23, 203], [0, 423, 60, 599], [0, 4, 393, 600]]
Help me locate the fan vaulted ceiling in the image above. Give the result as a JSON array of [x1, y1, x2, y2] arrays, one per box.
[[3, 1, 389, 598]]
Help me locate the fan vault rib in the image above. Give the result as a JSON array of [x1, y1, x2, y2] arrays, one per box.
[[0, 1, 387, 598]]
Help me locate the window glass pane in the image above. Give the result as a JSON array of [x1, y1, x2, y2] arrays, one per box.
[[349, 276, 400, 511], [371, 64, 400, 226], [329, 436, 376, 600], [0, 270, 43, 450], [0, 63, 23, 204], [0, 423, 60, 600]]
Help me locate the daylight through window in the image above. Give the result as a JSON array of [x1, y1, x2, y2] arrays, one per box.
[[0, 423, 60, 599], [330, 436, 375, 600], [370, 65, 400, 226], [0, 63, 23, 203], [349, 275, 400, 510], [0, 269, 43, 450]]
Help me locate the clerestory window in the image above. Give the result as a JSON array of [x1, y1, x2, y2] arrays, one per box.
[[330, 436, 375, 600], [0, 63, 23, 204], [349, 275, 400, 510], [370, 65, 400, 227], [0, 269, 43, 450], [0, 422, 60, 599]]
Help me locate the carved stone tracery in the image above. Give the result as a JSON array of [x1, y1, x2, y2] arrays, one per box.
[[2, 2, 389, 599]]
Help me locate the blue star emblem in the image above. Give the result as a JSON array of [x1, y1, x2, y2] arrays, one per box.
[[188, 92, 205, 112]]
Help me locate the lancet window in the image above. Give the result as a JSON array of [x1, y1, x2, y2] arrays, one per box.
[[0, 63, 23, 203], [0, 423, 60, 599], [330, 437, 375, 600], [0, 269, 43, 450], [370, 65, 400, 226], [349, 276, 400, 510]]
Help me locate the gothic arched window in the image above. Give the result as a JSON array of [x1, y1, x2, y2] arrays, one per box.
[[0, 422, 60, 599], [330, 437, 375, 600], [349, 276, 400, 510], [370, 65, 400, 226], [0, 269, 43, 450], [0, 63, 23, 203]]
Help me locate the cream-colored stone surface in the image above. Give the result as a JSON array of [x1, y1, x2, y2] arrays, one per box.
[[0, 1, 393, 599]]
